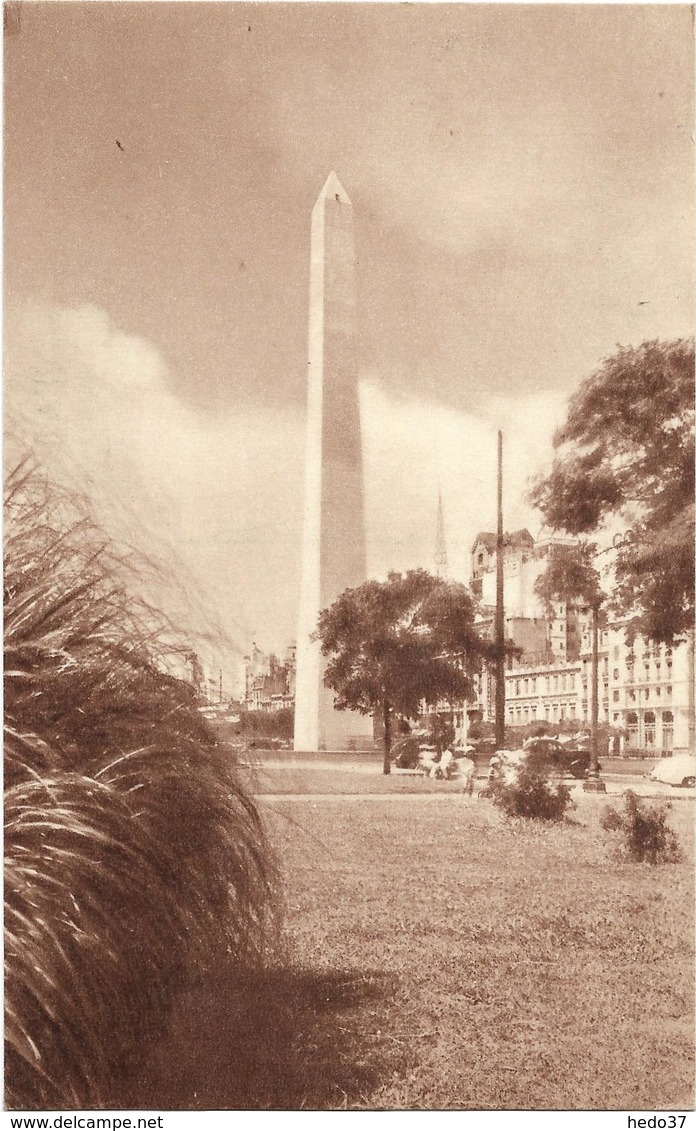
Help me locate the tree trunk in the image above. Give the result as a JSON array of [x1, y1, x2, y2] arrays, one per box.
[[584, 601, 606, 792], [382, 699, 392, 775]]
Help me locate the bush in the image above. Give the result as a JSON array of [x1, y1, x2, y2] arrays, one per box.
[[600, 791, 681, 864], [4, 463, 279, 1109], [488, 763, 572, 822], [239, 708, 293, 742]]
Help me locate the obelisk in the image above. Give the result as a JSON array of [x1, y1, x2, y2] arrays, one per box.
[[294, 172, 372, 751]]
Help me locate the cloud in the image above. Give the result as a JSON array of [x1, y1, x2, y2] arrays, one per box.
[[5, 301, 569, 680], [360, 381, 567, 583], [4, 302, 305, 682]]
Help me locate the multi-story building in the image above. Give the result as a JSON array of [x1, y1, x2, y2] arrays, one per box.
[[243, 644, 296, 712], [471, 528, 582, 662], [504, 659, 584, 728], [604, 627, 692, 752], [470, 530, 694, 753]]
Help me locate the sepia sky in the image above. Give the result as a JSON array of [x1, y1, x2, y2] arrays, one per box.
[[4, 3, 694, 673]]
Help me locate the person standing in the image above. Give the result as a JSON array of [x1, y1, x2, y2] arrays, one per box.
[[454, 743, 477, 795]]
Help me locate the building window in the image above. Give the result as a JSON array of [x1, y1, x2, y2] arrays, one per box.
[[662, 711, 674, 751], [626, 711, 639, 748], [644, 711, 656, 750], [612, 690, 619, 702], [613, 669, 620, 680]]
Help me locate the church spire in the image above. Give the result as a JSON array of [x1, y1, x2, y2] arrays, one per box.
[[435, 488, 448, 578]]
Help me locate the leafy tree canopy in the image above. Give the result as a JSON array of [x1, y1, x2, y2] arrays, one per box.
[[315, 569, 495, 771], [535, 542, 603, 612], [530, 338, 694, 642]]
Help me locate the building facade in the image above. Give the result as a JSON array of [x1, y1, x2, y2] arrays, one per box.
[[470, 530, 693, 753], [243, 644, 296, 713]]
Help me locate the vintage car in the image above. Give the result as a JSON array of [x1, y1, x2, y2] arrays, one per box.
[[648, 754, 696, 788], [521, 736, 598, 779]]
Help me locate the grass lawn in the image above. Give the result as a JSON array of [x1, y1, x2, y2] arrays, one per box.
[[126, 789, 694, 1111], [237, 762, 474, 795]]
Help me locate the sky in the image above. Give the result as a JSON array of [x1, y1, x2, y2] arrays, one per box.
[[4, 2, 694, 686]]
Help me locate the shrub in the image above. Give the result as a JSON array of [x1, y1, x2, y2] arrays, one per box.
[[4, 462, 279, 1109], [600, 791, 681, 864], [488, 763, 572, 822], [239, 707, 294, 742]]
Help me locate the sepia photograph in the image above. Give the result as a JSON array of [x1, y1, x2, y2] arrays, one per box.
[[3, 0, 694, 1120]]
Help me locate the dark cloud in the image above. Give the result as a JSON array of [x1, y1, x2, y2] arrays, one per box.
[[4, 3, 692, 419]]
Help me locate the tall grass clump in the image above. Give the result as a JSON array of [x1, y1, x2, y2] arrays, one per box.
[[4, 462, 279, 1109], [601, 791, 681, 864]]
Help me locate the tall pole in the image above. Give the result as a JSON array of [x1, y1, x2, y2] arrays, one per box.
[[495, 430, 506, 751], [584, 602, 606, 792]]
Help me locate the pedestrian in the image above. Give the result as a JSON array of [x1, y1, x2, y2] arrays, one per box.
[[457, 752, 476, 795], [439, 745, 454, 779], [418, 742, 439, 778]]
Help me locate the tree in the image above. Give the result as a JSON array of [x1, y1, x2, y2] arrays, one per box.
[[315, 569, 494, 774], [534, 542, 606, 787], [530, 339, 694, 644]]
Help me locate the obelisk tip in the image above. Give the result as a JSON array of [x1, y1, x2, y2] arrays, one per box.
[[317, 171, 351, 206]]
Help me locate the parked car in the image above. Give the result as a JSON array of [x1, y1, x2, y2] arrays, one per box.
[[648, 754, 696, 788], [522, 737, 598, 779]]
